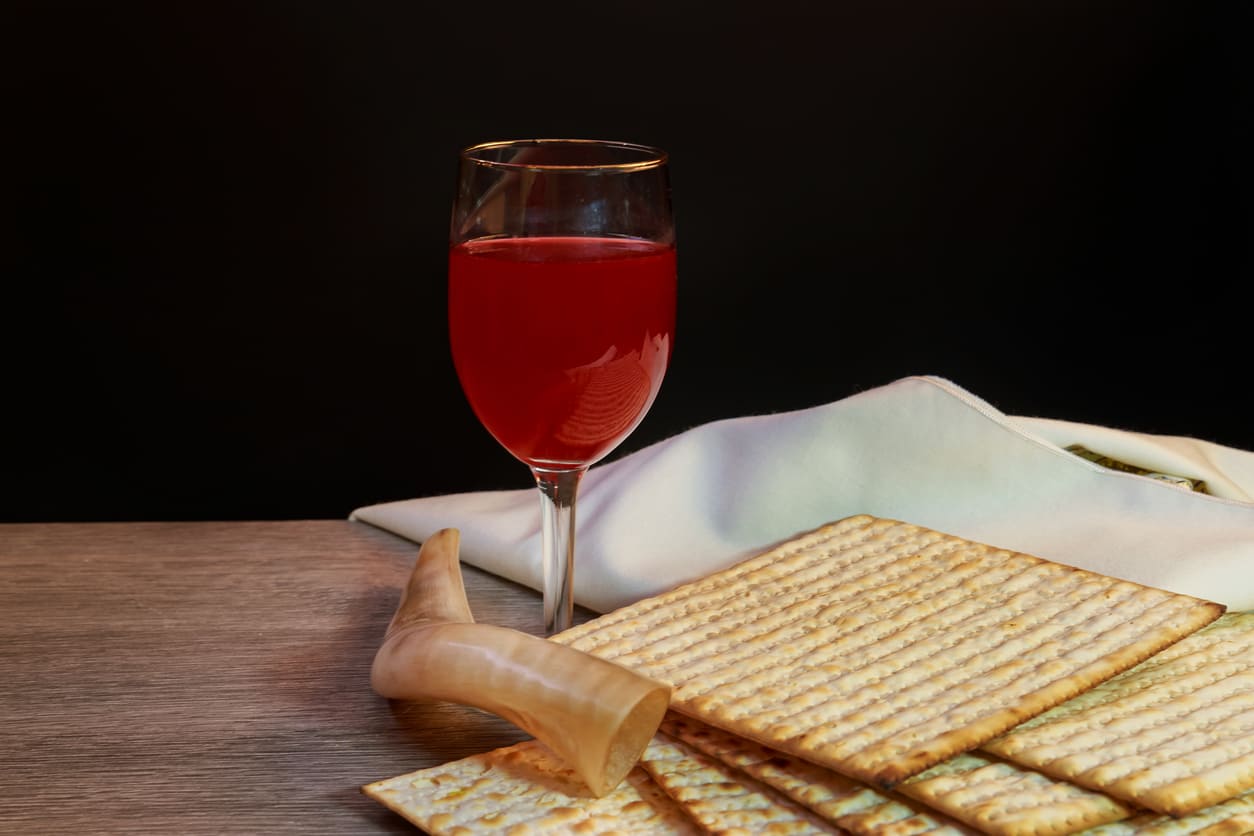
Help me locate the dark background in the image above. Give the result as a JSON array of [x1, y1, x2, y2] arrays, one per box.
[[7, 1, 1252, 523]]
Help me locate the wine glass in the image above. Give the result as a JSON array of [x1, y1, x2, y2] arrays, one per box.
[[448, 139, 677, 636]]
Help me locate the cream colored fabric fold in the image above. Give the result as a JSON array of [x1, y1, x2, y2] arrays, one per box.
[[352, 375, 1254, 613]]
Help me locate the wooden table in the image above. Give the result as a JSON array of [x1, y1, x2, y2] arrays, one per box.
[[0, 520, 595, 834]]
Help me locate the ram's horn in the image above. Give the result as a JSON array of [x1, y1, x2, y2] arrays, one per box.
[[370, 528, 671, 797]]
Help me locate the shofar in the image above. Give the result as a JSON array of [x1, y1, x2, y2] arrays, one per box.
[[369, 528, 671, 797]]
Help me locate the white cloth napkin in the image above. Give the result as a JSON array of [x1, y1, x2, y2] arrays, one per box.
[[351, 376, 1254, 613]]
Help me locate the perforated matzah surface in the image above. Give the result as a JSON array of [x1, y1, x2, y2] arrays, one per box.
[[640, 732, 849, 834], [900, 753, 1132, 836], [1077, 787, 1254, 835], [362, 739, 701, 835], [661, 712, 978, 836], [556, 515, 1224, 787], [983, 612, 1254, 817]]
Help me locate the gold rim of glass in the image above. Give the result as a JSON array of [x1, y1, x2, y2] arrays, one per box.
[[460, 139, 668, 173]]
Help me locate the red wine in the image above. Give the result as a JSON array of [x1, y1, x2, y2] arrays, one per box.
[[449, 236, 676, 469]]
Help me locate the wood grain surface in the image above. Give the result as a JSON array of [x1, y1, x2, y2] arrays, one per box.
[[0, 520, 595, 834]]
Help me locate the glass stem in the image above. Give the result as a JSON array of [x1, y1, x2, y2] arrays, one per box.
[[533, 466, 586, 636]]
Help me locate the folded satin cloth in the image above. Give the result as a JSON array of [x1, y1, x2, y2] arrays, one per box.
[[351, 376, 1254, 613]]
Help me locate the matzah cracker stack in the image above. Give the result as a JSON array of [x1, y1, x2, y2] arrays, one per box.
[[899, 753, 1133, 836], [361, 739, 701, 835], [555, 515, 1224, 787], [640, 732, 848, 834], [982, 612, 1254, 817], [661, 712, 978, 835]]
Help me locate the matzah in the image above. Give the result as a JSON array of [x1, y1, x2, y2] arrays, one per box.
[[1078, 787, 1254, 835], [361, 739, 701, 835], [639, 731, 848, 834], [899, 753, 1133, 836], [660, 712, 978, 835], [555, 515, 1224, 787], [982, 612, 1254, 817]]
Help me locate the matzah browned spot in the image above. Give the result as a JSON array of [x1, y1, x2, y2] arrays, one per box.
[[555, 515, 1224, 788], [640, 731, 849, 834], [661, 712, 979, 835], [982, 613, 1254, 817], [361, 739, 702, 835]]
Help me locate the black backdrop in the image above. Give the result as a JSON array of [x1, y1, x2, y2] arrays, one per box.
[[8, 1, 1252, 523]]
